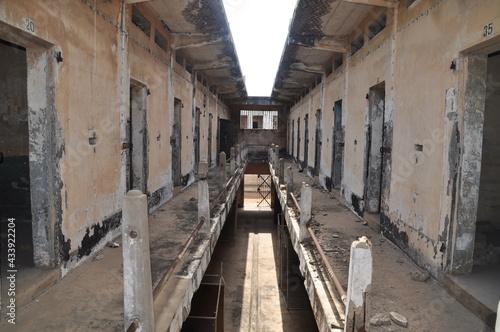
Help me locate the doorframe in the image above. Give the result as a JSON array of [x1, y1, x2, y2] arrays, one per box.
[[364, 82, 386, 214], [450, 38, 500, 274], [0, 24, 61, 269]]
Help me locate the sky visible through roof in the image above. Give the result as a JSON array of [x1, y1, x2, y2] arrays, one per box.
[[222, 0, 297, 97]]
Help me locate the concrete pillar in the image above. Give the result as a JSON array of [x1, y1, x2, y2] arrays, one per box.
[[496, 301, 500, 332], [122, 190, 154, 332], [198, 161, 211, 238], [230, 147, 236, 175], [235, 144, 241, 168], [274, 145, 280, 170], [279, 158, 285, 185], [344, 236, 373, 332], [299, 182, 311, 241], [220, 151, 227, 197], [244, 141, 248, 162], [286, 166, 294, 206], [269, 144, 275, 168]]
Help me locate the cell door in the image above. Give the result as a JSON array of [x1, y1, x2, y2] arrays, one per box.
[[304, 114, 309, 169], [314, 109, 322, 176], [172, 98, 182, 187], [194, 107, 200, 173], [365, 83, 387, 213], [332, 100, 344, 189], [128, 84, 148, 193], [297, 118, 301, 163], [208, 113, 213, 167]]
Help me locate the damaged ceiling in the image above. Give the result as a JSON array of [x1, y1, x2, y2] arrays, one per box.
[[271, 0, 397, 106], [147, 0, 247, 101]]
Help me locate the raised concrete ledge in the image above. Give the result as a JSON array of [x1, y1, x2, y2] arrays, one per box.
[[154, 165, 245, 332], [270, 164, 344, 332]]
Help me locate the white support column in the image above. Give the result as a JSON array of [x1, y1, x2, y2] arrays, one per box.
[[123, 190, 154, 332], [274, 145, 280, 171], [279, 158, 285, 185], [230, 147, 236, 175], [220, 151, 227, 197], [344, 236, 373, 332], [235, 144, 241, 168], [286, 166, 294, 206], [299, 182, 311, 241], [496, 301, 500, 332], [270, 144, 275, 169], [198, 161, 211, 238]]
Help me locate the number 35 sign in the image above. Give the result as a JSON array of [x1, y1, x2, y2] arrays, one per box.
[[483, 23, 493, 37]]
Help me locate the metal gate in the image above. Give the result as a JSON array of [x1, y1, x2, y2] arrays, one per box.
[[257, 174, 271, 207], [277, 214, 311, 310]]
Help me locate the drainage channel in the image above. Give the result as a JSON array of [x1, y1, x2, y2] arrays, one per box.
[[181, 205, 318, 332]]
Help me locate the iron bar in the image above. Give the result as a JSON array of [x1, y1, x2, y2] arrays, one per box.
[[290, 192, 301, 213], [126, 319, 139, 332], [307, 226, 347, 305]]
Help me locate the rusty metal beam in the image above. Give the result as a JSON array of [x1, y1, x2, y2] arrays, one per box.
[[340, 0, 399, 8], [172, 33, 230, 50]]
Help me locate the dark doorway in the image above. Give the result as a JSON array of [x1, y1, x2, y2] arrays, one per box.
[[314, 109, 322, 176], [218, 118, 235, 160], [208, 113, 213, 167], [194, 107, 201, 173], [172, 98, 182, 188], [296, 118, 301, 164], [128, 83, 148, 193], [291, 119, 295, 158], [475, 51, 500, 267], [304, 114, 309, 171], [365, 83, 387, 213], [332, 100, 344, 189], [0, 40, 33, 268]]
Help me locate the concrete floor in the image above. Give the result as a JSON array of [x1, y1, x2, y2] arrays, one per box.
[[278, 160, 495, 332], [445, 264, 500, 327], [202, 206, 318, 332]]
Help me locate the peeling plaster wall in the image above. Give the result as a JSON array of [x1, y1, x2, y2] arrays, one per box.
[[0, 0, 235, 274], [288, 0, 500, 277], [128, 3, 172, 210]]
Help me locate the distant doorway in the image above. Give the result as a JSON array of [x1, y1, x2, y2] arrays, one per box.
[[331, 100, 344, 190], [314, 109, 322, 176], [365, 82, 388, 214], [208, 113, 213, 167], [194, 107, 200, 173], [303, 114, 309, 171], [127, 83, 148, 193], [172, 98, 182, 188]]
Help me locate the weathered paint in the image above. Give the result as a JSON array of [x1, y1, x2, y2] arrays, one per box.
[[286, 0, 500, 279], [0, 0, 236, 275]]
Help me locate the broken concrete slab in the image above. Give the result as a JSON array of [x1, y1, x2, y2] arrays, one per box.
[[389, 311, 408, 327], [370, 313, 391, 326]]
